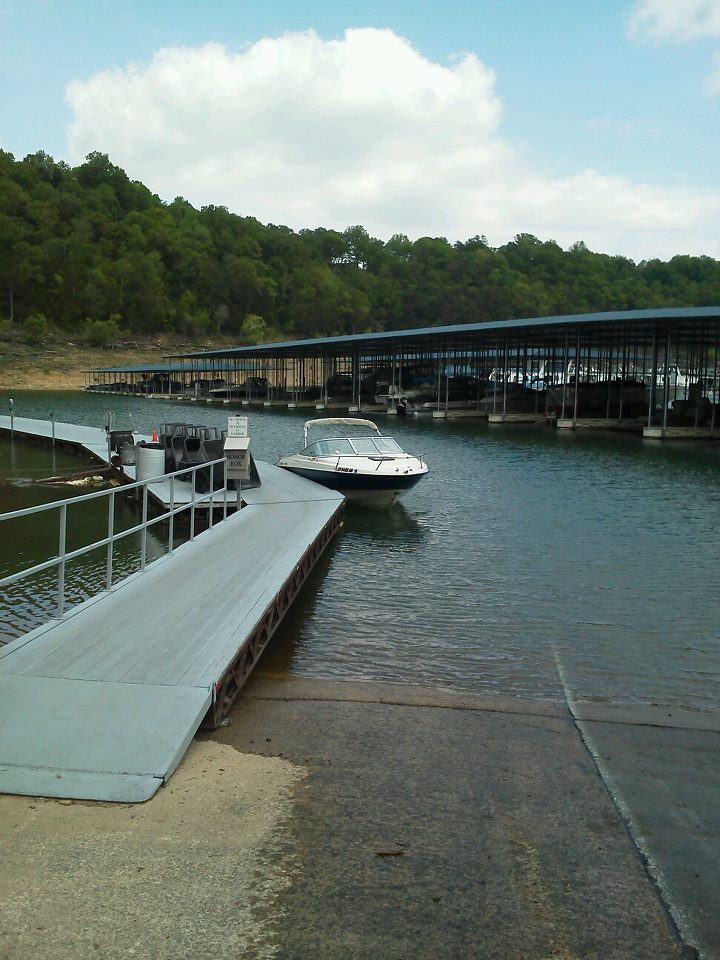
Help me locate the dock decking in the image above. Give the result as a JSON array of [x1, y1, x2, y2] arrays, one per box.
[[0, 418, 344, 803], [0, 415, 113, 463]]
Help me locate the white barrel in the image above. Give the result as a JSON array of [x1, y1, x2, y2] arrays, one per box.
[[136, 444, 165, 481]]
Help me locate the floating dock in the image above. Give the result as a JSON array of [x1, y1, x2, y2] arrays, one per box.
[[556, 417, 645, 433], [0, 417, 344, 803], [642, 424, 717, 440], [0, 415, 241, 511], [0, 415, 113, 463]]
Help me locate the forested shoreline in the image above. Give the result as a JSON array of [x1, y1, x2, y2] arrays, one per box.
[[2, 148, 720, 347]]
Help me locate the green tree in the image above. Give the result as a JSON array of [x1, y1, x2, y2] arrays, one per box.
[[79, 317, 121, 345], [239, 313, 269, 344], [21, 312, 49, 341], [0, 148, 718, 343]]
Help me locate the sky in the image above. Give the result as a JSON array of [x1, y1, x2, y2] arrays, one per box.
[[1, 0, 720, 261]]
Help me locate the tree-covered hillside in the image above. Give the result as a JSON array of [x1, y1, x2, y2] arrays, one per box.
[[2, 148, 720, 345]]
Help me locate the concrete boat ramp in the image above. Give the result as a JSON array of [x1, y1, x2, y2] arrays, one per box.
[[0, 416, 343, 803]]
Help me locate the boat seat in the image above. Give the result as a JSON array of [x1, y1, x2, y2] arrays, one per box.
[[171, 436, 186, 477], [202, 439, 226, 488], [182, 437, 206, 463], [161, 434, 176, 473]]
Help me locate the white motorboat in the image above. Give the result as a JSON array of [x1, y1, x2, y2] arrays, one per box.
[[276, 418, 428, 508], [374, 384, 431, 406]]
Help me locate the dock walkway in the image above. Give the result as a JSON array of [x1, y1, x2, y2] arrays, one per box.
[[0, 415, 113, 462], [0, 418, 343, 803]]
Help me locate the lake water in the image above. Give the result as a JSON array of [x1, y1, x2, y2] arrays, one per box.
[[1, 390, 719, 712]]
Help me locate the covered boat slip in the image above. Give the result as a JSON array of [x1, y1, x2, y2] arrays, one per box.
[[0, 445, 344, 803]]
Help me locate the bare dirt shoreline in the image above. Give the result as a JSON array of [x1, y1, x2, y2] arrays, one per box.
[[0, 335, 233, 392], [0, 737, 306, 960]]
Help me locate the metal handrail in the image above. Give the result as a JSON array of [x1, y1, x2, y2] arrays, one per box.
[[0, 456, 231, 619]]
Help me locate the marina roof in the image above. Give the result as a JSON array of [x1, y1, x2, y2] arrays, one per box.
[[86, 307, 720, 375], [86, 361, 247, 375], [169, 307, 720, 361]]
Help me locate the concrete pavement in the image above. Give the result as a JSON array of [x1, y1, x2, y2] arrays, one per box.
[[2, 674, 710, 959], [213, 676, 689, 960]]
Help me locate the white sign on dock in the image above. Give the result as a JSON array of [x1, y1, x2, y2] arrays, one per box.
[[227, 416, 248, 438], [224, 416, 251, 480]]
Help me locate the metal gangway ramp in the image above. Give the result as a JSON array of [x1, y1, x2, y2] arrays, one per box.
[[0, 428, 343, 803]]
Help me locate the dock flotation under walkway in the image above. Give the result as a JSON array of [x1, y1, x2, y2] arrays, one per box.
[[0, 459, 343, 803]]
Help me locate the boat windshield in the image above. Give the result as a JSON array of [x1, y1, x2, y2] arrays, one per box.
[[350, 438, 384, 455], [305, 439, 356, 456], [373, 437, 403, 454], [304, 436, 404, 457]]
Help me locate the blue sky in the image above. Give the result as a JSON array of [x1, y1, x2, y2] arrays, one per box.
[[2, 0, 720, 260]]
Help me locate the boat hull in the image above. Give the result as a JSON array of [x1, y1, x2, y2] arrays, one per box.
[[277, 463, 425, 507]]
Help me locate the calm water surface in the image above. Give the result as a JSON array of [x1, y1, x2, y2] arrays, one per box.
[[1, 390, 719, 711]]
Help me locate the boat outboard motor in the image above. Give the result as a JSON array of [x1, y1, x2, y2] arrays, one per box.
[[396, 396, 408, 417]]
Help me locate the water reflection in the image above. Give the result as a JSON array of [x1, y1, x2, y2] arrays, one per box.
[[346, 502, 428, 543]]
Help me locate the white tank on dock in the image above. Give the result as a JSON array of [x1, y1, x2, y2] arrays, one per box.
[[135, 443, 165, 481]]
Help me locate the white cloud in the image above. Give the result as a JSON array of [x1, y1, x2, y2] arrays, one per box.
[[705, 50, 720, 93], [66, 28, 720, 262], [627, 0, 720, 42], [628, 0, 720, 99]]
